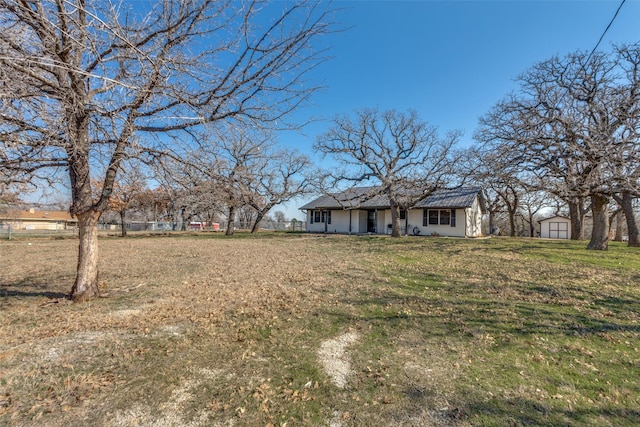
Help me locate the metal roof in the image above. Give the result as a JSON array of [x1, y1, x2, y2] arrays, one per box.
[[300, 187, 483, 211]]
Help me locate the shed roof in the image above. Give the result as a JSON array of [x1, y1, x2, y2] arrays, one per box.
[[537, 215, 570, 223], [300, 187, 483, 211]]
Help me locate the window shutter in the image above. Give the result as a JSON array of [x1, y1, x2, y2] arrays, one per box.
[[310, 210, 314, 224], [423, 210, 428, 226], [451, 209, 456, 227]]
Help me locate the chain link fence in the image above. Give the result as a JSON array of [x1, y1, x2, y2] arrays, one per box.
[[1, 220, 307, 240]]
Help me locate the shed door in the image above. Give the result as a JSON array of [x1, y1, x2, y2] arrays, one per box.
[[549, 221, 568, 239]]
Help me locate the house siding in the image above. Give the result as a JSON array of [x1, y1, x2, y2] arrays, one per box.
[[301, 188, 485, 238], [306, 209, 365, 234], [467, 197, 483, 237], [305, 207, 479, 237], [329, 210, 350, 234], [1, 220, 71, 231], [0, 210, 77, 231], [408, 209, 466, 237]]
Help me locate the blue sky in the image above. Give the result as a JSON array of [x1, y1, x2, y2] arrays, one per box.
[[280, 0, 640, 219], [284, 0, 640, 150]]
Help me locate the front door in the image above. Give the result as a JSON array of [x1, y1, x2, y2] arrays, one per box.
[[367, 210, 376, 233]]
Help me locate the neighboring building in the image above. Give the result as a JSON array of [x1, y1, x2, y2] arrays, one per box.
[[0, 208, 77, 231], [538, 215, 571, 239], [300, 187, 485, 237]]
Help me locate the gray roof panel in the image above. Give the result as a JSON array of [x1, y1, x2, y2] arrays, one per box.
[[300, 186, 483, 210]]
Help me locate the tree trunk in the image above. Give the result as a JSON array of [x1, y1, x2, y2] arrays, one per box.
[[390, 202, 401, 237], [488, 210, 495, 235], [614, 210, 624, 242], [70, 210, 102, 302], [620, 192, 640, 247], [568, 198, 585, 240], [251, 211, 265, 233], [180, 207, 187, 231], [528, 214, 535, 237], [587, 194, 609, 251], [120, 209, 127, 237], [508, 208, 517, 237], [226, 206, 236, 236]]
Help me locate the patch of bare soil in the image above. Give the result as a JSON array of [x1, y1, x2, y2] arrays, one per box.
[[318, 331, 360, 389]]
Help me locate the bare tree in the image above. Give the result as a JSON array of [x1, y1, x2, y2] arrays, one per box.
[[518, 190, 549, 237], [93, 161, 148, 237], [155, 154, 226, 230], [314, 108, 460, 237], [199, 125, 272, 236], [0, 183, 23, 211], [613, 192, 639, 246], [273, 210, 287, 223], [237, 204, 258, 230], [475, 95, 591, 240], [476, 44, 640, 250], [245, 149, 311, 233], [0, 1, 333, 300]]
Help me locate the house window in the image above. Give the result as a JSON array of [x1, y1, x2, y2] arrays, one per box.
[[439, 210, 450, 225], [327, 210, 332, 225], [399, 209, 406, 220], [424, 209, 456, 226], [427, 210, 439, 225], [314, 210, 322, 223]]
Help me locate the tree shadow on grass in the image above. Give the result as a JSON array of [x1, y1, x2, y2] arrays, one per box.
[[0, 278, 70, 302], [331, 280, 640, 339], [458, 395, 640, 426], [0, 289, 68, 299]]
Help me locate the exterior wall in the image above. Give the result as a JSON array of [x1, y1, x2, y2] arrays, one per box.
[[0, 220, 71, 231], [407, 209, 467, 237], [327, 210, 350, 234], [358, 210, 367, 233], [466, 197, 484, 237], [377, 209, 465, 237], [383, 210, 394, 234], [305, 209, 364, 234], [306, 210, 325, 233], [304, 194, 485, 238], [376, 210, 386, 234], [539, 217, 571, 239]]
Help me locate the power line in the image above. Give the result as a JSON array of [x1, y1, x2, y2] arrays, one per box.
[[585, 0, 626, 64]]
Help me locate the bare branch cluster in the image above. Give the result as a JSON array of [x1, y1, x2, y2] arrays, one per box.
[[0, 0, 334, 300], [155, 124, 311, 235], [314, 108, 461, 237], [474, 43, 640, 248]]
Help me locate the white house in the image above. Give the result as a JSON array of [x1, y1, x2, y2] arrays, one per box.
[[300, 187, 485, 237], [538, 215, 571, 239]]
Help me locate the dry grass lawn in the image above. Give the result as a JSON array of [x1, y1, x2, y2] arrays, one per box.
[[1, 233, 639, 426]]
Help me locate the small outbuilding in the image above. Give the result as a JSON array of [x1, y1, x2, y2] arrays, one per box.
[[538, 215, 571, 239]]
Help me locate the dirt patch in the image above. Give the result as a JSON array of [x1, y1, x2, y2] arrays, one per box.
[[109, 368, 224, 427], [318, 331, 360, 389]]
